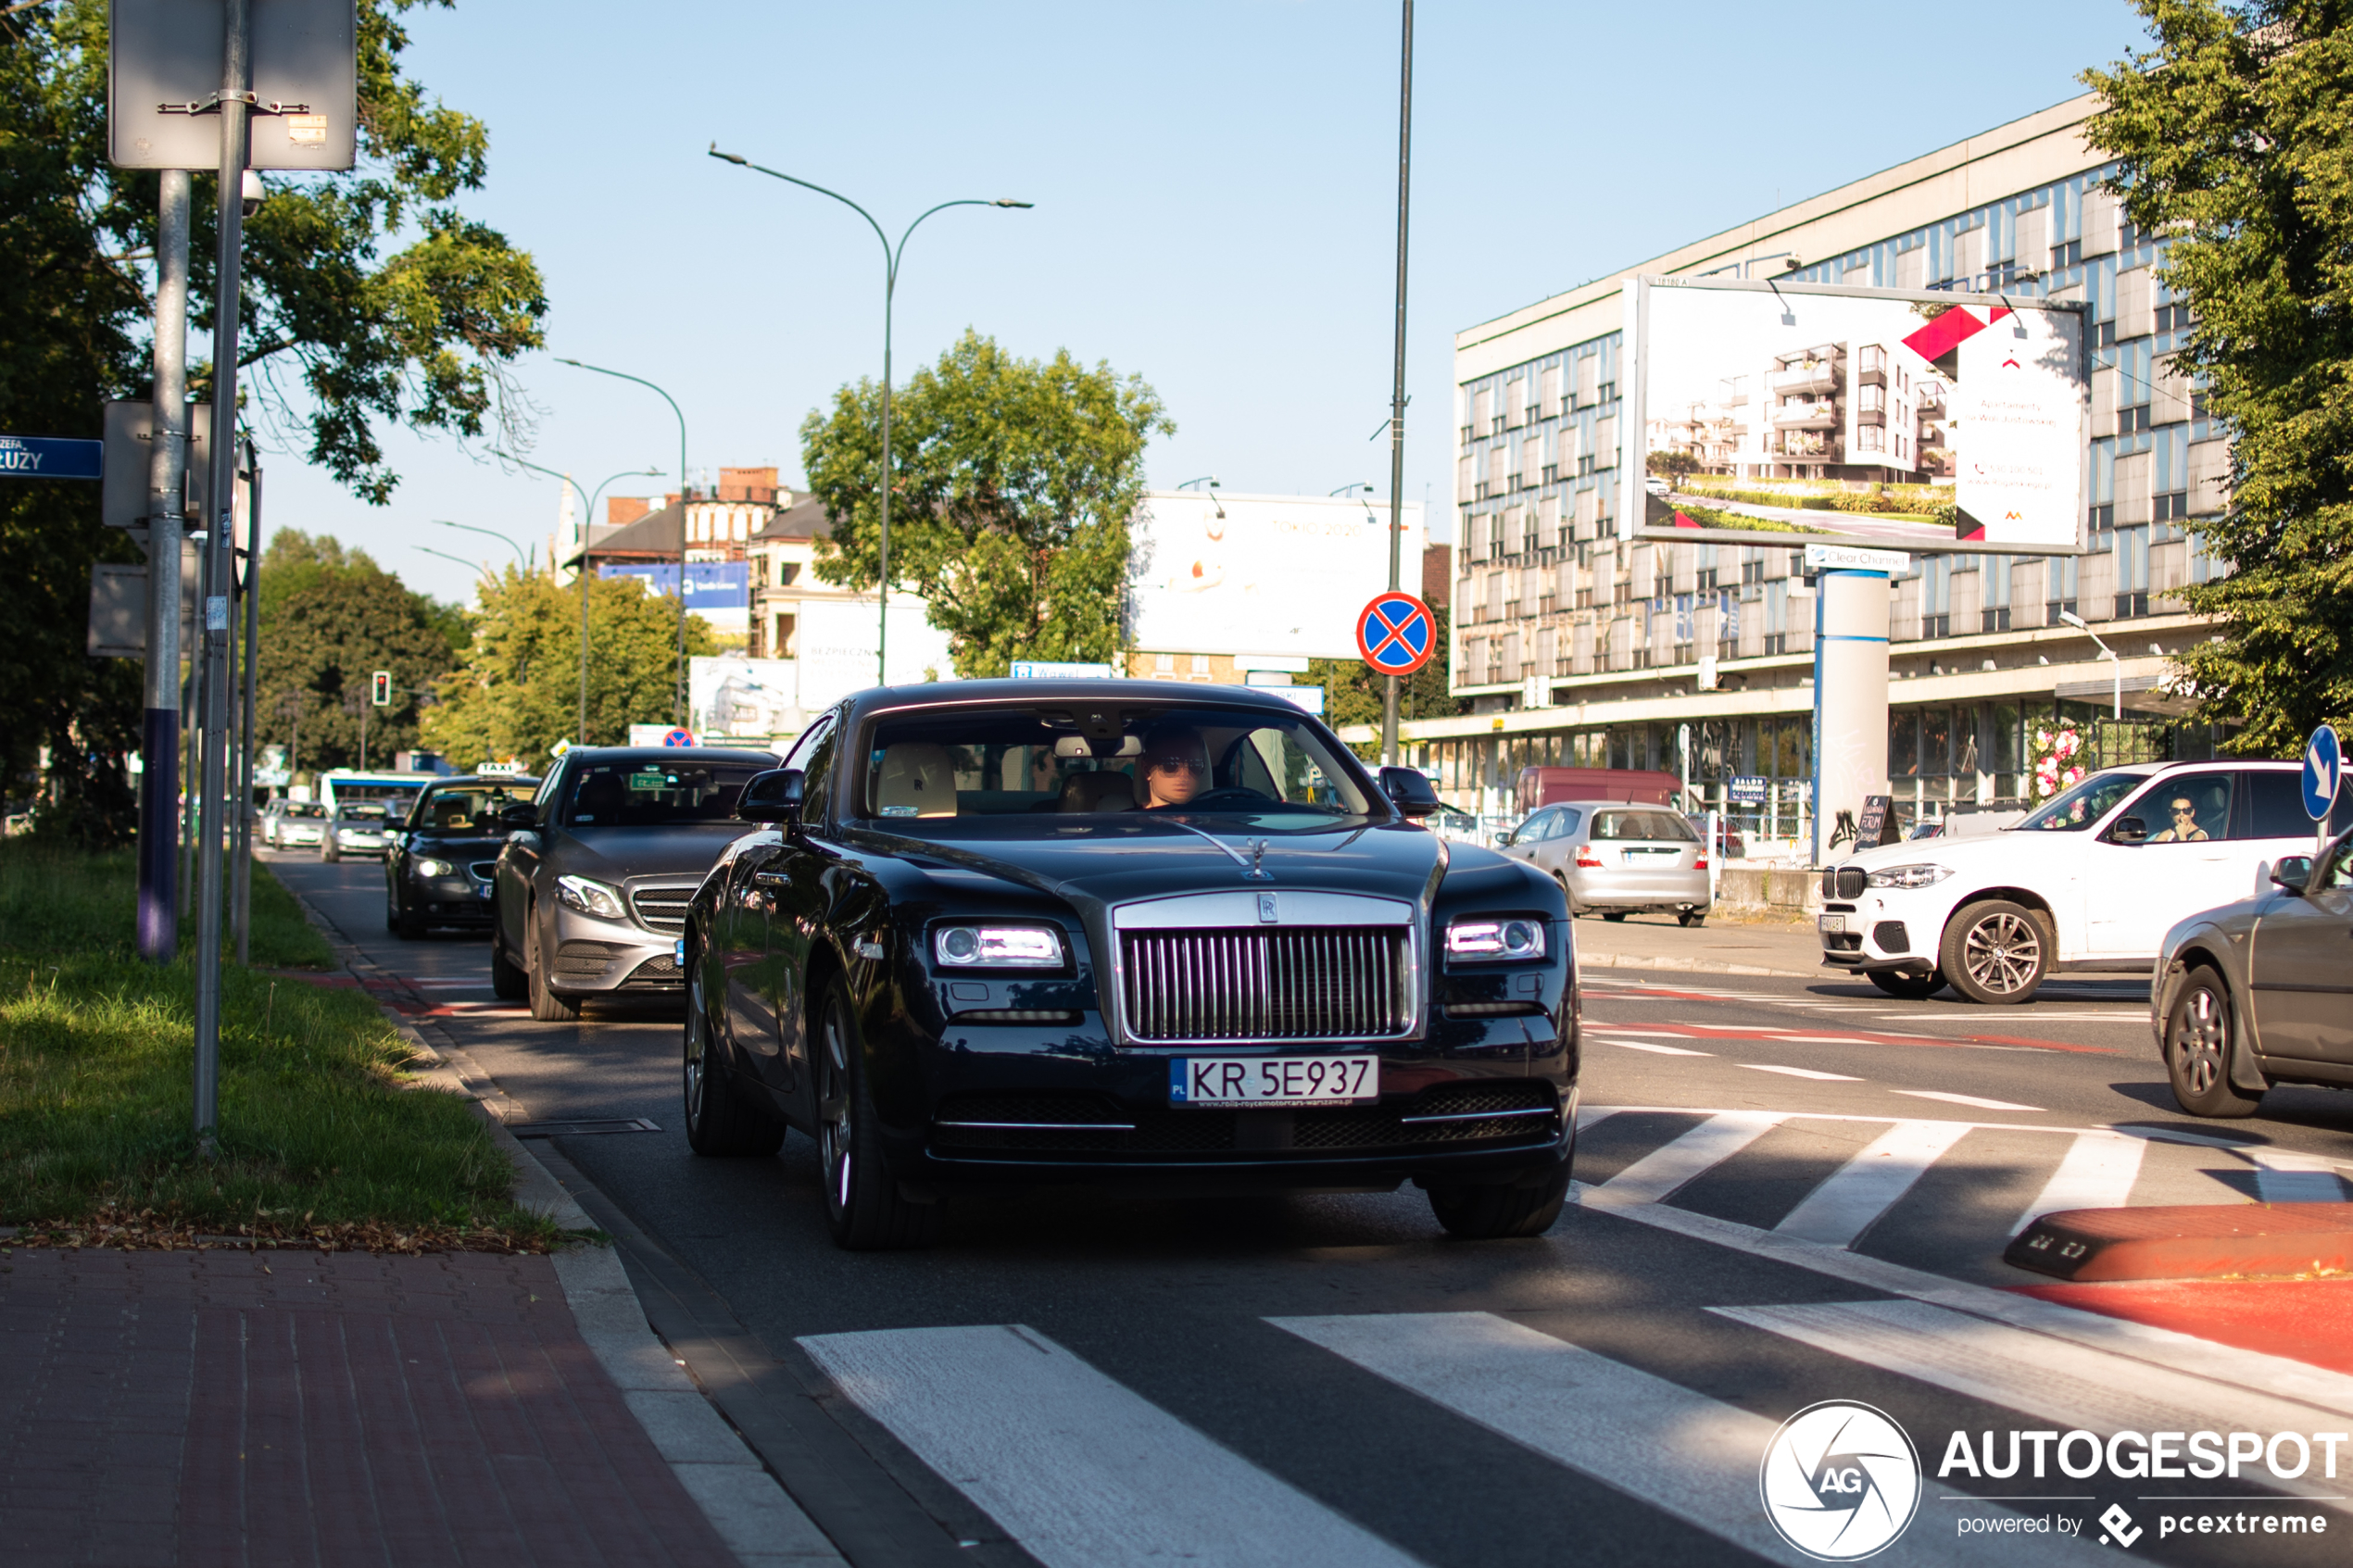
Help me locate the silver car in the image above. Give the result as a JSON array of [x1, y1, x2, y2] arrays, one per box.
[[1499, 800, 1712, 926], [264, 800, 327, 848], [2151, 826, 2353, 1118], [321, 802, 390, 861]]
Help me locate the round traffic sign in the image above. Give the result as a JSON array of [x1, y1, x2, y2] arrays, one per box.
[[2304, 724, 2342, 821], [661, 728, 696, 748], [1355, 591, 1437, 677]]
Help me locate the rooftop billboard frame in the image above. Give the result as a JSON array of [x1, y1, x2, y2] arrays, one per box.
[[1621, 275, 2090, 557]]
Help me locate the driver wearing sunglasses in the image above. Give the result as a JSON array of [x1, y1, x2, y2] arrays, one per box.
[[1139, 724, 1212, 809], [2149, 797, 2210, 843]]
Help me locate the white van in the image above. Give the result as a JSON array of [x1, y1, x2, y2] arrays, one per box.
[[1818, 759, 2319, 1003]]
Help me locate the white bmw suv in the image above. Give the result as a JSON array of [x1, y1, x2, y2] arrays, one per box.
[[1818, 759, 2318, 1004]]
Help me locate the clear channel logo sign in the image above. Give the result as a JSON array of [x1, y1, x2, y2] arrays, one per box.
[[1759, 1400, 1922, 1561]]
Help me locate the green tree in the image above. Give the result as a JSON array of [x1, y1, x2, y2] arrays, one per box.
[[1309, 604, 1467, 758], [2084, 1, 2353, 752], [256, 532, 459, 771], [421, 571, 714, 768], [0, 0, 546, 838], [799, 331, 1172, 678], [1648, 448, 1702, 483]]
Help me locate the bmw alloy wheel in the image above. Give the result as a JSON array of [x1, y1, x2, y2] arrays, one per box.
[[1962, 911, 2039, 994]]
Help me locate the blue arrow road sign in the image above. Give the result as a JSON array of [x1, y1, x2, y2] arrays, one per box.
[[0, 435, 103, 481], [2304, 724, 2342, 822], [1355, 592, 1436, 676]]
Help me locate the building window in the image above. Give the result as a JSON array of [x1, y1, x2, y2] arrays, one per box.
[[2118, 404, 2152, 434], [2154, 491, 2188, 522], [2045, 552, 2080, 625]]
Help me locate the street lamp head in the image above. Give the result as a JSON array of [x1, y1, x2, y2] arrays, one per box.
[[2058, 608, 2088, 630], [554, 357, 583, 368], [993, 199, 1034, 208], [708, 144, 749, 166]]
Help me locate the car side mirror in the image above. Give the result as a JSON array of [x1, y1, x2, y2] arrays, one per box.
[[1378, 765, 1441, 820], [2271, 855, 2313, 895], [497, 803, 537, 830], [736, 768, 804, 825], [2109, 815, 2147, 845], [1495, 831, 1516, 847]]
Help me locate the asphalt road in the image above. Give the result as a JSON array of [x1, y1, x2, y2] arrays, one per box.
[[267, 849, 2353, 1568]]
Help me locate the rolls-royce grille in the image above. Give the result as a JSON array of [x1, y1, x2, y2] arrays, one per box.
[[628, 887, 694, 934], [1120, 926, 1410, 1042]]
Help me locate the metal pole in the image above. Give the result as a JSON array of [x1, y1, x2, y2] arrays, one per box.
[[676, 430, 689, 726], [1381, 0, 1415, 767], [193, 0, 254, 1150], [181, 659, 198, 914], [233, 455, 261, 963], [878, 269, 893, 688], [139, 170, 191, 962]]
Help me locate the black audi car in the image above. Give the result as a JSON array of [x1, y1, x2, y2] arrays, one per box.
[[384, 772, 540, 938], [680, 679, 1579, 1249]]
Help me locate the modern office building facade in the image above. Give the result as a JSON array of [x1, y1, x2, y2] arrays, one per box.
[[1372, 94, 2229, 851]]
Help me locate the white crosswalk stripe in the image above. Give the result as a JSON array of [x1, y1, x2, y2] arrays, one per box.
[[1594, 1110, 1788, 1204], [2011, 1131, 2149, 1236], [1775, 1120, 1973, 1247], [2250, 1147, 2350, 1203], [797, 1323, 1428, 1568], [1272, 1311, 2095, 1565]]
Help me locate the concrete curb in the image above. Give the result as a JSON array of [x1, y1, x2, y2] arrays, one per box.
[[1576, 950, 1824, 981], [277, 869, 843, 1568]]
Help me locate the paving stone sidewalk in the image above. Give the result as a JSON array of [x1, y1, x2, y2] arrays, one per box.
[[0, 1246, 743, 1568]]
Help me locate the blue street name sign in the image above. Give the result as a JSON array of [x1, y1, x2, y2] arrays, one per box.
[[0, 435, 104, 481], [2303, 724, 2342, 822]]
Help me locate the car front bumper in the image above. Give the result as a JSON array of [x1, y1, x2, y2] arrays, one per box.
[[402, 871, 499, 925], [1818, 889, 1952, 974], [546, 899, 686, 995]]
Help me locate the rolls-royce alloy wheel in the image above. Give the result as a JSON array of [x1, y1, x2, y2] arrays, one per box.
[[816, 976, 936, 1250], [2167, 970, 2264, 1118], [683, 959, 785, 1156]]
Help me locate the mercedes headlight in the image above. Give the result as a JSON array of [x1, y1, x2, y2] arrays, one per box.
[[555, 874, 627, 920], [933, 925, 1062, 967], [413, 858, 454, 877], [1445, 917, 1547, 960], [1866, 863, 1954, 890]]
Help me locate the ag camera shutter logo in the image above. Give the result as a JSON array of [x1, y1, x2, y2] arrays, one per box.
[[1760, 1400, 1921, 1560]]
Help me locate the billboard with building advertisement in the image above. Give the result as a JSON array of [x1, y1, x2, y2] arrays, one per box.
[[688, 657, 799, 741], [1623, 276, 2089, 555], [1128, 492, 1426, 660]]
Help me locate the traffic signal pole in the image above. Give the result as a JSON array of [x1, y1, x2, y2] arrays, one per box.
[[192, 0, 254, 1150], [138, 169, 191, 962], [1380, 0, 1415, 767]]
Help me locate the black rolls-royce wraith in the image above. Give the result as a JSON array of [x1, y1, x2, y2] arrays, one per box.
[[680, 679, 1580, 1249]]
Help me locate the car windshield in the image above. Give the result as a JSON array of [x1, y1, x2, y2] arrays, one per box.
[[2014, 770, 2143, 832], [855, 703, 1377, 829], [337, 803, 387, 822], [285, 803, 325, 819], [560, 761, 765, 827], [413, 784, 536, 833]]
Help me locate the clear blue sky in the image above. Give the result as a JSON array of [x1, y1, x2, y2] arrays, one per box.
[[257, 1, 2154, 605]]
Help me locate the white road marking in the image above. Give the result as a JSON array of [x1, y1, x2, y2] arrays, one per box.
[[1598, 1039, 1715, 1056], [2010, 1132, 2149, 1236], [2248, 1148, 2350, 1204], [1774, 1121, 1974, 1247], [1712, 1299, 2353, 1511], [1749, 1034, 1875, 1045], [1581, 1026, 1697, 1036], [797, 1324, 1428, 1568], [1271, 1312, 2086, 1567], [1738, 1064, 1862, 1081], [1594, 1110, 1787, 1204], [1892, 1090, 2044, 1112]]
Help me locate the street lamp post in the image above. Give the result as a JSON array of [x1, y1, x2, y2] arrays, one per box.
[[415, 546, 498, 583], [708, 144, 1030, 686], [2059, 608, 2122, 721], [498, 454, 665, 743], [433, 519, 529, 571], [557, 359, 692, 724]]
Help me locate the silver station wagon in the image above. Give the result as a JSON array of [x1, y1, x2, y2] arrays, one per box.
[[1497, 801, 1713, 926]]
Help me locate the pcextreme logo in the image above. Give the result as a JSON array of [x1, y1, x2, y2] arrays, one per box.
[[1760, 1400, 1922, 1561]]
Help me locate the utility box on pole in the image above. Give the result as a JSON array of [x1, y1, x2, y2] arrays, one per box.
[[107, 0, 358, 172]]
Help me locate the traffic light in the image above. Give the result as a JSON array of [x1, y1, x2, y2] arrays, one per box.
[[371, 671, 392, 707]]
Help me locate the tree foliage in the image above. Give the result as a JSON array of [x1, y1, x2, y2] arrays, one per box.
[[1309, 605, 1466, 757], [420, 571, 713, 770], [800, 331, 1172, 678], [2085, 1, 2353, 751], [255, 531, 459, 772]]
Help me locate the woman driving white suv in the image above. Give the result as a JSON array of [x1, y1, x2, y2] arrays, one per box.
[[1818, 759, 2317, 1003]]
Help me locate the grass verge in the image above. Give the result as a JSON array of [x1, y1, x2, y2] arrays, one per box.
[[0, 843, 556, 1251]]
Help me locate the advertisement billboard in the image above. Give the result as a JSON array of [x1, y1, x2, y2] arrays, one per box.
[[1623, 276, 2088, 555], [1127, 492, 1425, 660], [688, 657, 799, 741]]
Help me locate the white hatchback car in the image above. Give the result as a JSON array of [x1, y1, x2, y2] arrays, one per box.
[[1818, 759, 2318, 1004]]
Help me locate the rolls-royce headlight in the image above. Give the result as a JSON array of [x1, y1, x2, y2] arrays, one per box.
[[934, 925, 1062, 967], [413, 857, 454, 877], [556, 874, 627, 920], [1446, 917, 1547, 960], [1866, 863, 1953, 890]]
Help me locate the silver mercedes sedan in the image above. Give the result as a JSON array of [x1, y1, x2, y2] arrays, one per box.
[[490, 746, 779, 1021], [1496, 799, 1713, 926]]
